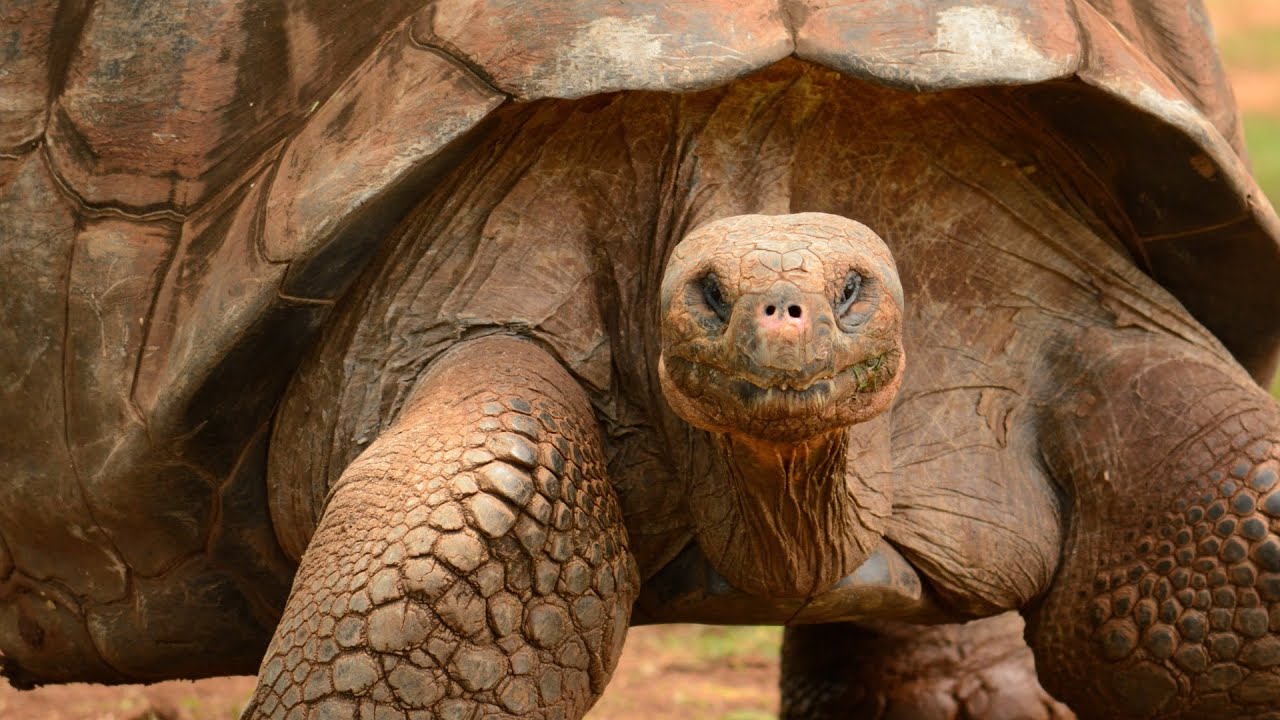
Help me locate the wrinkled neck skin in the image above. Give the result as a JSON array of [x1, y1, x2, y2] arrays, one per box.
[[688, 417, 891, 599]]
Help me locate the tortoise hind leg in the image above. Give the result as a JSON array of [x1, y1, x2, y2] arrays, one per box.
[[780, 613, 1072, 719], [241, 337, 638, 719], [1030, 331, 1280, 718]]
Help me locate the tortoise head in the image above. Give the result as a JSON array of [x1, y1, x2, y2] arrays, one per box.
[[658, 213, 905, 443]]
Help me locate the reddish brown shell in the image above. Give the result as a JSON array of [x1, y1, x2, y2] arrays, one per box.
[[1, 0, 1277, 683]]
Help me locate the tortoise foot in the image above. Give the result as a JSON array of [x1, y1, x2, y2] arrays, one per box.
[[780, 612, 1071, 720]]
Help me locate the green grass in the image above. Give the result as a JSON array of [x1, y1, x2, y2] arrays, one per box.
[[1243, 114, 1280, 204], [1241, 113, 1280, 398], [654, 625, 783, 666], [719, 711, 776, 720], [1219, 27, 1280, 71]]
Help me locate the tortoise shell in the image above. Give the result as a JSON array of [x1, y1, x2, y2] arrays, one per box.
[[1, 0, 1277, 683]]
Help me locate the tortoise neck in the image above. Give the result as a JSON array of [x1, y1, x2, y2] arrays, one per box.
[[688, 423, 888, 598]]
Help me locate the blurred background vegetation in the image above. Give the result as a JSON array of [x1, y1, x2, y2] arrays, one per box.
[[1213, 2, 1280, 397]]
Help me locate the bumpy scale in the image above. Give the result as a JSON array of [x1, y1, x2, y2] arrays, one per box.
[[1032, 337, 1280, 718], [242, 338, 638, 720]]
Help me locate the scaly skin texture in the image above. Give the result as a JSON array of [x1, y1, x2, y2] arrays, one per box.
[[242, 337, 638, 719], [1029, 334, 1280, 718], [780, 614, 1074, 720]]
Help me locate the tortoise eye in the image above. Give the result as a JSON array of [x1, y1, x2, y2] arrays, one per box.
[[837, 271, 863, 314], [700, 274, 731, 321]]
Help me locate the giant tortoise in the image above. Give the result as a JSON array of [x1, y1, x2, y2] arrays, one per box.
[[3, 1, 1280, 718]]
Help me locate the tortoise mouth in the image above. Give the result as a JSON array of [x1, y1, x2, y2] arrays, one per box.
[[727, 353, 896, 406], [661, 350, 900, 437]]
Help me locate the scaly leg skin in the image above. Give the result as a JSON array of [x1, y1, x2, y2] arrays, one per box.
[[241, 337, 638, 720], [780, 613, 1074, 720], [1031, 333, 1280, 719]]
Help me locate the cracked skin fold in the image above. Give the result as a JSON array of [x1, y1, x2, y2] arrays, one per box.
[[3, 1, 1280, 719]]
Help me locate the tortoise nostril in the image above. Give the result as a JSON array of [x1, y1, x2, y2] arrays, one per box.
[[761, 303, 806, 323]]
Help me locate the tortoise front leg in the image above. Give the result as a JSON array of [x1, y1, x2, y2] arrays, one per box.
[[1030, 333, 1280, 718], [242, 337, 638, 720]]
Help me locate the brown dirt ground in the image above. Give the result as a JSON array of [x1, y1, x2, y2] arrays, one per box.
[[4, 1, 1277, 718], [0, 625, 781, 720]]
